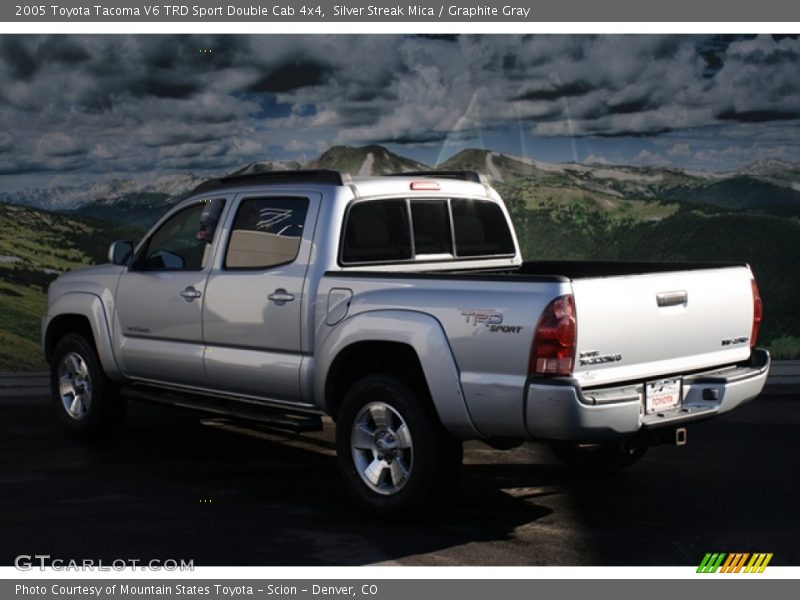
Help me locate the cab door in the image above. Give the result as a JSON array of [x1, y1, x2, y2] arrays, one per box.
[[113, 198, 226, 386], [202, 192, 320, 402]]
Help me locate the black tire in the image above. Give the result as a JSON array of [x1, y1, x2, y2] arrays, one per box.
[[50, 332, 126, 437], [335, 374, 463, 518], [549, 436, 648, 474]]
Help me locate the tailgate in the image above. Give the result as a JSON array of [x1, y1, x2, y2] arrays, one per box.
[[571, 266, 756, 387]]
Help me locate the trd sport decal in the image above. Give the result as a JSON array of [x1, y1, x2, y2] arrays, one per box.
[[459, 309, 523, 334]]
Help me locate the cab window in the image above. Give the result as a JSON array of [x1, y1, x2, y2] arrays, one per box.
[[224, 197, 309, 269], [140, 201, 222, 271]]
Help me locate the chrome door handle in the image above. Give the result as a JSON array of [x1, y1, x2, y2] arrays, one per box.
[[180, 286, 202, 301], [268, 289, 295, 305], [656, 290, 687, 307]]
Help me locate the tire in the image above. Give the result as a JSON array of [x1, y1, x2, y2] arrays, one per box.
[[549, 436, 648, 474], [335, 374, 463, 518], [50, 332, 126, 437]]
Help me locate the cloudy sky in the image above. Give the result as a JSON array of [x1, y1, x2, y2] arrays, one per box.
[[0, 34, 799, 190]]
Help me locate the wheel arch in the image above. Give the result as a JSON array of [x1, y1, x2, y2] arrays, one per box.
[[43, 293, 123, 381], [315, 309, 480, 439]]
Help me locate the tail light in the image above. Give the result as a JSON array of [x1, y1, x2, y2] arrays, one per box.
[[750, 278, 762, 348], [529, 294, 576, 376]]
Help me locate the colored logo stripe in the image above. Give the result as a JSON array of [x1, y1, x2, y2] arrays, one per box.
[[697, 553, 726, 573], [697, 552, 772, 573], [745, 553, 773, 573], [721, 553, 749, 573]]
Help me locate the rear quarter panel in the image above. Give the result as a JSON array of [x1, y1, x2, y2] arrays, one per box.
[[315, 275, 570, 437]]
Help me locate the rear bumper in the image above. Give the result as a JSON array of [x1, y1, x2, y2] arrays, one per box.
[[524, 348, 771, 441]]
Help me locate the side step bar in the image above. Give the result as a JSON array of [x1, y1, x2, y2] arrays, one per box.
[[123, 386, 324, 433]]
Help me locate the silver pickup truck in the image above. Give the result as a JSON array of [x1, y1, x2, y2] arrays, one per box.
[[42, 170, 770, 515]]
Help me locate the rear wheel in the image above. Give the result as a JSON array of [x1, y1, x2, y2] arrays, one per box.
[[335, 374, 462, 518], [50, 333, 126, 437], [549, 436, 648, 474]]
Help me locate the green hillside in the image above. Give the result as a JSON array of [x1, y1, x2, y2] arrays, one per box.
[[497, 178, 680, 224], [662, 176, 800, 211], [307, 144, 427, 175], [0, 202, 142, 371], [437, 149, 535, 180]]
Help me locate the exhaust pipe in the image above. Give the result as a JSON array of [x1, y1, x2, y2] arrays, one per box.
[[675, 427, 687, 446]]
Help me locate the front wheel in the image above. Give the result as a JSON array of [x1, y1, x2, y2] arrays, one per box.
[[549, 436, 649, 474], [50, 333, 126, 437], [335, 375, 462, 518]]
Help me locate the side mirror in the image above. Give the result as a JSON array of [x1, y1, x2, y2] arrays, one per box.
[[108, 240, 134, 266]]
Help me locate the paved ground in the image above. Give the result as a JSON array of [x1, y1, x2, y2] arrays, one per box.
[[1, 376, 798, 566]]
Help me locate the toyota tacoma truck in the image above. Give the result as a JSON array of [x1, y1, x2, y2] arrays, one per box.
[[42, 169, 770, 515]]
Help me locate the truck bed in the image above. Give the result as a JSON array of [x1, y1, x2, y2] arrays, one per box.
[[328, 259, 757, 390]]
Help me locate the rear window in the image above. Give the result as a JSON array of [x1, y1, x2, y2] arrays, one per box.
[[341, 200, 412, 263], [411, 201, 452, 255], [451, 198, 515, 257], [341, 197, 514, 264]]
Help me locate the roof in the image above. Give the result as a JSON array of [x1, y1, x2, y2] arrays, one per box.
[[190, 169, 488, 197], [190, 169, 348, 195]]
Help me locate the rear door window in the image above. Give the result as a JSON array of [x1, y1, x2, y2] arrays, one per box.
[[225, 197, 309, 269]]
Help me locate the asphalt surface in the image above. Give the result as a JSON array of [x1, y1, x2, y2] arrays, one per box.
[[1, 375, 798, 566]]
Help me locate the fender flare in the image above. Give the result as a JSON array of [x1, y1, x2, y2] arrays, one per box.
[[43, 292, 124, 382], [314, 309, 481, 439]]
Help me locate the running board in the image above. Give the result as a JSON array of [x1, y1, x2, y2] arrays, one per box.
[[123, 386, 324, 433]]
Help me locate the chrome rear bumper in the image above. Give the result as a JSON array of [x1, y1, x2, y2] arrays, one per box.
[[524, 348, 770, 441]]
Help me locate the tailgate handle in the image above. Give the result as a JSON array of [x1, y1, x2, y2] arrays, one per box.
[[656, 290, 688, 307]]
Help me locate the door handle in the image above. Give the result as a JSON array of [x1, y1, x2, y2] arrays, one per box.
[[268, 289, 295, 305], [656, 290, 687, 307], [180, 286, 202, 301]]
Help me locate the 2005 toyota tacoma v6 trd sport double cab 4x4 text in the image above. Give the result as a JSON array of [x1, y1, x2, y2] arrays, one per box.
[[42, 169, 770, 515]]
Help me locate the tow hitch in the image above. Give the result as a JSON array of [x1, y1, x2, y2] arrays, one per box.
[[675, 427, 687, 446], [648, 426, 689, 447]]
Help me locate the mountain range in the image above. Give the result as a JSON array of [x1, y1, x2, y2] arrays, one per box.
[[2, 144, 800, 370], [1, 145, 799, 228]]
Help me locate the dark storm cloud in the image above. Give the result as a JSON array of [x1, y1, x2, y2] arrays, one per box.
[[37, 37, 91, 65], [247, 58, 333, 93], [593, 127, 674, 138], [0, 38, 39, 80], [345, 88, 397, 103], [129, 76, 199, 99], [0, 34, 798, 180], [410, 34, 459, 42], [376, 131, 451, 144], [717, 109, 800, 123], [513, 80, 595, 102]]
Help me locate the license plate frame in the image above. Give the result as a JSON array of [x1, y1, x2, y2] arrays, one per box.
[[645, 377, 683, 414]]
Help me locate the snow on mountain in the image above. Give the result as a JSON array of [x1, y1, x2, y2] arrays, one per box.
[[741, 158, 798, 176], [228, 160, 302, 177], [145, 173, 207, 197]]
